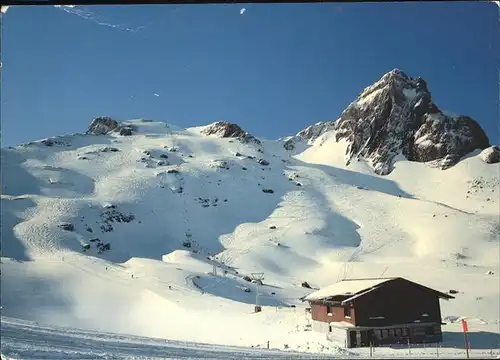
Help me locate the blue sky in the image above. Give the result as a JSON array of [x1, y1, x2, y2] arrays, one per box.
[[1, 2, 498, 147]]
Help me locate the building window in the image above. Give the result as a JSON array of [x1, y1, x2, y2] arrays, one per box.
[[388, 329, 394, 337], [402, 328, 409, 337], [382, 329, 389, 338], [395, 328, 402, 337], [326, 304, 332, 314], [344, 307, 350, 318], [375, 329, 382, 339]]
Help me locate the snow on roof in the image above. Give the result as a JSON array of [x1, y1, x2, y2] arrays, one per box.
[[329, 321, 355, 328], [304, 278, 396, 301]]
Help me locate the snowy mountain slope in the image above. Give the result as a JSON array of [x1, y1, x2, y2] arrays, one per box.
[[2, 118, 498, 356], [1, 71, 499, 356]]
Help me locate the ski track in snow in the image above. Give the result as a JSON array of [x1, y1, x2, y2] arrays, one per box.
[[0, 317, 330, 360]]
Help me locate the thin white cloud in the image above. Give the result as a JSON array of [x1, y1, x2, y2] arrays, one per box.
[[239, 8, 246, 15], [153, 93, 160, 97], [1, 5, 9, 14], [53, 5, 143, 33]]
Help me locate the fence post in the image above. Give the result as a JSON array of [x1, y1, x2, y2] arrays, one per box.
[[408, 338, 411, 356], [436, 342, 439, 358]]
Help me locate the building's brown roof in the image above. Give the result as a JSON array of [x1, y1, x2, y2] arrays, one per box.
[[304, 277, 454, 302]]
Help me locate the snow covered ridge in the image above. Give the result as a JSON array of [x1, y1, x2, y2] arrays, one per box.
[[331, 68, 492, 175], [81, 68, 494, 177]]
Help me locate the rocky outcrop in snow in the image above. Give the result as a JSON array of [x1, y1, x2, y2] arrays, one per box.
[[86, 117, 119, 135], [331, 69, 490, 175], [480, 145, 500, 164], [201, 121, 261, 144], [86, 117, 138, 137], [280, 122, 335, 151], [297, 122, 336, 144]]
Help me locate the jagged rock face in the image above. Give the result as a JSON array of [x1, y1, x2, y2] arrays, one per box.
[[333, 69, 490, 175], [86, 117, 119, 135], [410, 114, 490, 169], [201, 121, 261, 144], [480, 145, 500, 164], [280, 122, 335, 151], [297, 122, 336, 144]]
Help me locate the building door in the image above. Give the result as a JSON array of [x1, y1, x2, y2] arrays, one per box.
[[349, 330, 357, 348], [360, 330, 369, 346]]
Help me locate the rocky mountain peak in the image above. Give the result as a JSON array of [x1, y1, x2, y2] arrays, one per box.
[[86, 117, 136, 137], [200, 121, 261, 144], [86, 117, 119, 135], [332, 69, 490, 175]]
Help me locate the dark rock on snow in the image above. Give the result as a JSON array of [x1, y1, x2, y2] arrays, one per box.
[[101, 209, 135, 223], [58, 223, 74, 231], [101, 147, 120, 153], [119, 126, 134, 136], [301, 281, 312, 289], [97, 242, 111, 251], [86, 117, 119, 135], [201, 121, 261, 144]]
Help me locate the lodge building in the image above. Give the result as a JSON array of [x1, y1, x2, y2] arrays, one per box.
[[303, 277, 454, 348]]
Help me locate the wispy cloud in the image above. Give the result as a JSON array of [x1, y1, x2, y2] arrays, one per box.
[[239, 8, 246, 15], [1, 5, 9, 14], [53, 5, 144, 33]]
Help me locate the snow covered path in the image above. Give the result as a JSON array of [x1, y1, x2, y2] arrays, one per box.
[[2, 316, 499, 360], [0, 317, 331, 360]]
